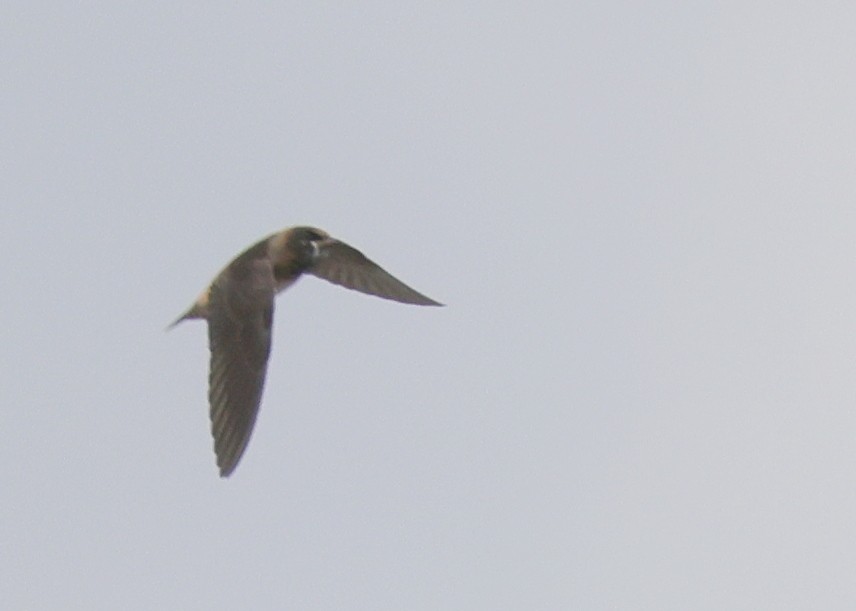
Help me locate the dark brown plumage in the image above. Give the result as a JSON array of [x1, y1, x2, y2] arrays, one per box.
[[170, 226, 442, 476]]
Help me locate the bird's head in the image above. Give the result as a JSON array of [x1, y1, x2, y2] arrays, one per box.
[[269, 226, 331, 270]]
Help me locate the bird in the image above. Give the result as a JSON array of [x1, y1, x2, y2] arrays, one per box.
[[170, 226, 442, 477]]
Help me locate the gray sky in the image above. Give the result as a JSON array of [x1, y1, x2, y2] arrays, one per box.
[[4, 2, 856, 609]]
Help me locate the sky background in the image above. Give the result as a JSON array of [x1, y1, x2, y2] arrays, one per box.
[[4, 2, 856, 609]]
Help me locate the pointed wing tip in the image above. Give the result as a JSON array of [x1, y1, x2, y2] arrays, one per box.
[[214, 435, 247, 478], [409, 293, 444, 307], [381, 293, 444, 306], [384, 293, 444, 307], [218, 459, 237, 478]]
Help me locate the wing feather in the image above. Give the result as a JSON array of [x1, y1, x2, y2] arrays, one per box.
[[206, 255, 276, 476], [307, 240, 442, 306]]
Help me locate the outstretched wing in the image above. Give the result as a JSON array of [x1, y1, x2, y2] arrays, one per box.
[[307, 239, 442, 306], [207, 255, 276, 477]]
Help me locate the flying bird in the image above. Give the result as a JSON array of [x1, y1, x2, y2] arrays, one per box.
[[170, 226, 442, 477]]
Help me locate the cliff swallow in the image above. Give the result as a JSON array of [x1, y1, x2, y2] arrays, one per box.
[[170, 226, 442, 477]]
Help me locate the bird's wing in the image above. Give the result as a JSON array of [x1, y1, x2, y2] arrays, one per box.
[[307, 239, 442, 306], [207, 256, 276, 477]]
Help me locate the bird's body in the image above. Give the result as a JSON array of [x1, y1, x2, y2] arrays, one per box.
[[171, 226, 441, 477]]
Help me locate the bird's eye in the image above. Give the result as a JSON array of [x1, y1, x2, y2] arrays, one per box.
[[300, 231, 324, 258]]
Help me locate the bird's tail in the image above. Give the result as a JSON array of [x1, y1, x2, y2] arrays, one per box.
[[166, 304, 203, 331]]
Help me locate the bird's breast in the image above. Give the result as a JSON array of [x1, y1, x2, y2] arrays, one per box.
[[272, 257, 307, 293], [274, 276, 299, 294]]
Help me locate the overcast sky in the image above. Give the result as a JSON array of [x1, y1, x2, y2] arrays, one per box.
[[4, 2, 856, 609]]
